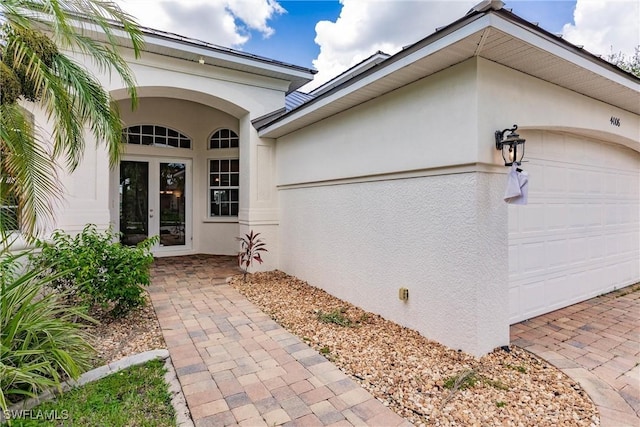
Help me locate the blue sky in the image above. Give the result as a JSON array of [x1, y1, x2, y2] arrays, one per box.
[[242, 1, 344, 66], [116, 0, 639, 89], [241, 1, 578, 67]]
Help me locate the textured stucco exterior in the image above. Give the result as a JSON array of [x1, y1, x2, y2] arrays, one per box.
[[276, 60, 479, 186], [278, 173, 508, 356], [274, 59, 512, 356]]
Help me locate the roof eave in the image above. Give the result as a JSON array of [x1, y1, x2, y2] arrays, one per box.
[[258, 9, 639, 138], [86, 20, 317, 93]]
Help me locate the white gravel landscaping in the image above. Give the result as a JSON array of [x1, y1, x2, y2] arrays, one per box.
[[229, 271, 599, 427]]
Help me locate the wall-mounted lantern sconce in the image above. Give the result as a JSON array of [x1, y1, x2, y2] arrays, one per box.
[[495, 124, 526, 166]]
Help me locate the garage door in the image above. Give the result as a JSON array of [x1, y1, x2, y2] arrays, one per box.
[[508, 130, 640, 324]]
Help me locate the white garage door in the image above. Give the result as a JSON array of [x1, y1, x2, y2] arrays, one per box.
[[508, 131, 640, 324]]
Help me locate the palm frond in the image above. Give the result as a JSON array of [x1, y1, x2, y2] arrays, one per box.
[[0, 104, 60, 237]]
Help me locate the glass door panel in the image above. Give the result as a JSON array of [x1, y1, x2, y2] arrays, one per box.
[[159, 162, 186, 247], [120, 161, 149, 246]]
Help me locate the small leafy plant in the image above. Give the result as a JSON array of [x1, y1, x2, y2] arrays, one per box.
[[317, 308, 352, 327], [33, 224, 158, 317], [506, 364, 527, 374], [237, 230, 267, 282], [443, 370, 478, 391]]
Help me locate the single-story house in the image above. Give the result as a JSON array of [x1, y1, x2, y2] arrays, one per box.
[[22, 1, 639, 356]]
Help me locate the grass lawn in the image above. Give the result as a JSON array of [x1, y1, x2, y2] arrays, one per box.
[[3, 359, 176, 427]]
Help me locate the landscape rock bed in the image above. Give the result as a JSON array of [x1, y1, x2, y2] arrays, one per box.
[[229, 271, 599, 427], [90, 292, 165, 365]]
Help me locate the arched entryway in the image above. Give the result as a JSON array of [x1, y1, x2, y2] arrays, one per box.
[[109, 89, 248, 257]]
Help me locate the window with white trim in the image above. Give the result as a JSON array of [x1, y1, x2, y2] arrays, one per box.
[[208, 129, 239, 217], [123, 125, 191, 149]]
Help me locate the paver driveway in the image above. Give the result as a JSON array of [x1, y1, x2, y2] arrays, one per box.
[[148, 255, 411, 427], [511, 286, 640, 427]]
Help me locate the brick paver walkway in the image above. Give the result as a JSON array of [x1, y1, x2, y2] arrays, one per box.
[[149, 255, 411, 427], [511, 286, 640, 427]]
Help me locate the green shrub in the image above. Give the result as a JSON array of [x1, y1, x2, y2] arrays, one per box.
[[34, 225, 157, 317], [0, 249, 95, 415]]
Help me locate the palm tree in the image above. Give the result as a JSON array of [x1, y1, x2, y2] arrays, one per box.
[[0, 0, 143, 239]]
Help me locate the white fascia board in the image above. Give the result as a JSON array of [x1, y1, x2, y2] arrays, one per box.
[[258, 15, 492, 138], [487, 14, 640, 91]]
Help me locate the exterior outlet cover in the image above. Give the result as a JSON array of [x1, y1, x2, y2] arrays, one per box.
[[399, 287, 409, 300]]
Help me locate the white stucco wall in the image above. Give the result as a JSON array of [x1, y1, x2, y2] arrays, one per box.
[[278, 173, 508, 356], [276, 60, 479, 186], [20, 103, 112, 237], [275, 60, 511, 356], [477, 58, 640, 162]]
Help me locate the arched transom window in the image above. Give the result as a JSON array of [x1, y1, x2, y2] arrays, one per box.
[[123, 125, 191, 149], [209, 129, 239, 149]]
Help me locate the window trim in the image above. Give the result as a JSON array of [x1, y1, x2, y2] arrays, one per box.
[[207, 156, 240, 219]]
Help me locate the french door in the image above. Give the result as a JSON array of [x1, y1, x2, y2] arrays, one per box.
[[119, 157, 191, 251]]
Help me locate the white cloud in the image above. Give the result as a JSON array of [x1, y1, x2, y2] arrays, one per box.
[[562, 0, 639, 58], [306, 0, 640, 92], [115, 0, 284, 46], [305, 0, 476, 91]]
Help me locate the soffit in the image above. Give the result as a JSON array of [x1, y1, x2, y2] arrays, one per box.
[[479, 28, 638, 114]]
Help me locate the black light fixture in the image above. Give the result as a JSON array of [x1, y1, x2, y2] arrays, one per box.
[[495, 124, 526, 166]]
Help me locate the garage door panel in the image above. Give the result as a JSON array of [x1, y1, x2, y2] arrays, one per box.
[[521, 242, 546, 273], [547, 239, 568, 267], [520, 280, 546, 317], [508, 245, 519, 275], [545, 203, 567, 229], [569, 204, 587, 228], [522, 205, 546, 232], [605, 173, 618, 194], [585, 203, 602, 227], [588, 235, 606, 260], [621, 203, 639, 224], [587, 172, 604, 193], [543, 165, 567, 193], [509, 131, 640, 324], [546, 276, 571, 308], [568, 169, 586, 193], [569, 238, 588, 264]]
